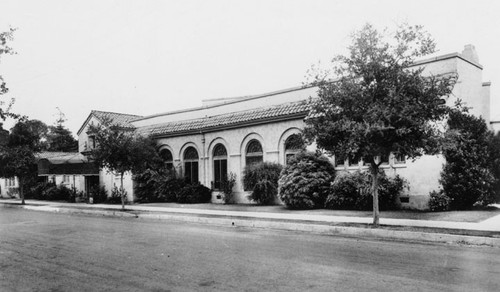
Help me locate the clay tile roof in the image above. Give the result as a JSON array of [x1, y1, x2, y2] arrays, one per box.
[[137, 100, 313, 137], [91, 110, 142, 130]]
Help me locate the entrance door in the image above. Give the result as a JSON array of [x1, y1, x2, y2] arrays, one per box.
[[85, 176, 100, 202]]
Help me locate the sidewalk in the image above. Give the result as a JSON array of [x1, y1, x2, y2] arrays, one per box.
[[2, 199, 500, 247]]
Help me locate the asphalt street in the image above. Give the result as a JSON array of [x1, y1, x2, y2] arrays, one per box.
[[0, 208, 499, 291]]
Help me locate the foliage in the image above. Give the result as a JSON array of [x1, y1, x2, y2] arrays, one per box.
[[134, 169, 185, 203], [89, 185, 108, 204], [440, 110, 497, 209], [46, 125, 77, 152], [6, 187, 19, 198], [8, 119, 48, 151], [221, 172, 237, 204], [488, 132, 500, 203], [303, 23, 456, 224], [243, 162, 283, 205], [88, 118, 163, 208], [26, 181, 55, 199], [325, 171, 405, 211], [428, 190, 450, 212], [109, 186, 127, 204], [176, 183, 212, 204], [0, 28, 16, 121], [278, 151, 335, 209], [37, 184, 74, 201]]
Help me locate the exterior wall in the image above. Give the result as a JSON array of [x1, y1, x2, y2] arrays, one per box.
[[78, 116, 101, 153], [99, 168, 135, 202], [0, 177, 19, 198], [155, 119, 305, 203]]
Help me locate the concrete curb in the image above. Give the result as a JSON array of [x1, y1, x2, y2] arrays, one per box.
[[3, 203, 500, 248], [138, 212, 500, 248]]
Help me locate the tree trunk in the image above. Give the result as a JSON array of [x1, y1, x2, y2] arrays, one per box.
[[371, 164, 380, 227], [120, 173, 125, 210], [20, 177, 25, 205]]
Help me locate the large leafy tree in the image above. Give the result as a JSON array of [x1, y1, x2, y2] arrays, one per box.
[[87, 119, 163, 209], [46, 108, 77, 152], [0, 119, 45, 204], [441, 110, 497, 209], [304, 24, 456, 225]]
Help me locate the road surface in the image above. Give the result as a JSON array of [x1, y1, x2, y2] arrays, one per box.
[[0, 208, 499, 291]]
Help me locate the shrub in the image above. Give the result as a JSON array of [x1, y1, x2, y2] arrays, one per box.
[[109, 186, 127, 204], [325, 171, 369, 210], [27, 182, 55, 199], [134, 169, 186, 203], [90, 185, 108, 204], [243, 162, 282, 205], [41, 184, 73, 201], [325, 171, 405, 211], [176, 183, 211, 204], [6, 187, 19, 199], [221, 172, 237, 204], [441, 110, 497, 209], [428, 190, 450, 212], [278, 151, 335, 209]]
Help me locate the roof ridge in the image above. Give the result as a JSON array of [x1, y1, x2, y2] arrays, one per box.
[[91, 109, 143, 118]]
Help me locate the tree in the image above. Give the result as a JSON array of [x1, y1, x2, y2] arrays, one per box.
[[87, 119, 163, 210], [304, 23, 456, 225], [46, 108, 77, 152], [0, 28, 16, 121], [0, 119, 43, 204], [440, 110, 497, 209]]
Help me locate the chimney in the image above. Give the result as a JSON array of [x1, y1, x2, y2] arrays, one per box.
[[462, 44, 480, 64]]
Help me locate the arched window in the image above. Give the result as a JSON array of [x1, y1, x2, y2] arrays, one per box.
[[183, 147, 199, 184], [245, 139, 263, 166], [213, 144, 227, 190], [159, 148, 173, 170], [284, 134, 303, 164]]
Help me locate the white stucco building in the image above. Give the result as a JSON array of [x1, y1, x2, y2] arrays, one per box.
[[68, 45, 496, 209]]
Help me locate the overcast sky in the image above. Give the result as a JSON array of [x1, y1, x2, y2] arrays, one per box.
[[1, 0, 499, 135]]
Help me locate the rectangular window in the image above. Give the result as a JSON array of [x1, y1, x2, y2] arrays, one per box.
[[213, 159, 228, 190], [335, 154, 345, 167], [63, 175, 70, 183], [394, 154, 406, 164], [380, 154, 389, 165], [6, 178, 16, 187], [184, 161, 199, 184], [348, 154, 359, 167]]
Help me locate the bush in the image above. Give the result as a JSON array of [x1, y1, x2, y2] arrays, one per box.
[[90, 185, 108, 204], [27, 182, 55, 199], [176, 183, 211, 204], [243, 162, 282, 205], [325, 171, 369, 210], [109, 186, 127, 204], [441, 110, 497, 209], [428, 190, 450, 212], [134, 169, 186, 203], [6, 187, 19, 198], [221, 172, 237, 204], [325, 171, 405, 211], [41, 184, 74, 201], [278, 151, 335, 209]]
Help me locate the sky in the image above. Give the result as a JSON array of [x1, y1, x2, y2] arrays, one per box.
[[1, 0, 499, 136]]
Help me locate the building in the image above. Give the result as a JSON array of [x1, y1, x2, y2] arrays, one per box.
[[72, 45, 494, 209]]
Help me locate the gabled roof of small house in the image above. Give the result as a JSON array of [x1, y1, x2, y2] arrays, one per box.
[[77, 110, 143, 135], [136, 99, 312, 137]]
